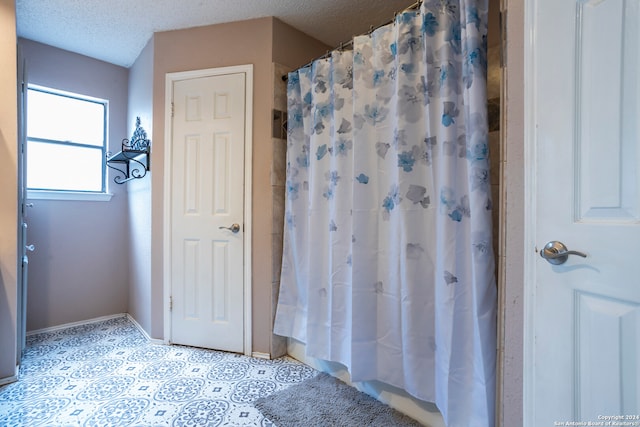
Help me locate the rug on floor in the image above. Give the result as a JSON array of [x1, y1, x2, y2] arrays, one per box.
[[254, 372, 423, 427]]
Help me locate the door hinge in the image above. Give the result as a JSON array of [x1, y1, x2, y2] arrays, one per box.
[[169, 295, 173, 311], [171, 102, 174, 118]]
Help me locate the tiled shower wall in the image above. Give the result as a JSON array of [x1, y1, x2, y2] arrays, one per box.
[[269, 62, 291, 359], [487, 46, 501, 261]]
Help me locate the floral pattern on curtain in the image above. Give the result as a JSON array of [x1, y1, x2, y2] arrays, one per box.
[[274, 1, 496, 426]]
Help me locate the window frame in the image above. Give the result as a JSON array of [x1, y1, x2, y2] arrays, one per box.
[[25, 84, 112, 201]]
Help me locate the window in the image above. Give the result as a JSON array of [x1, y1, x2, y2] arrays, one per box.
[[27, 86, 108, 197]]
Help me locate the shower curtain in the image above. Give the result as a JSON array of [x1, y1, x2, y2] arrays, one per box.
[[273, 1, 496, 426]]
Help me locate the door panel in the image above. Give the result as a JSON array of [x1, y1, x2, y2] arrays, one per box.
[[576, 293, 640, 419], [576, 0, 639, 221], [170, 72, 246, 353], [531, 0, 640, 424]]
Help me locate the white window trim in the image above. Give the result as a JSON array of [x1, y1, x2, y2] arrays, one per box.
[[27, 190, 113, 202], [26, 84, 110, 197]]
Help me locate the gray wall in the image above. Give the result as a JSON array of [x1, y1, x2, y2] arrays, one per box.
[[127, 38, 154, 334], [19, 39, 131, 331], [0, 0, 18, 382]]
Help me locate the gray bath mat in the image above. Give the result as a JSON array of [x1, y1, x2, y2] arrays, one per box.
[[254, 372, 423, 426]]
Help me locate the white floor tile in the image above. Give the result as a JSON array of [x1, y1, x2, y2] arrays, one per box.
[[0, 316, 316, 427]]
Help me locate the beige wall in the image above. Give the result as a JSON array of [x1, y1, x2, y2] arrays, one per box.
[[18, 39, 130, 331], [272, 18, 331, 69], [0, 0, 18, 382], [127, 38, 154, 334], [151, 17, 272, 347], [149, 18, 328, 353]]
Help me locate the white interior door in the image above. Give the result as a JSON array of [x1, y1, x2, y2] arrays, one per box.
[[528, 0, 640, 424], [169, 71, 247, 353]]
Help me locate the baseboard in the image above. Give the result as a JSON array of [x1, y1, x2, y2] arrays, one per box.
[[287, 338, 445, 427], [25, 313, 165, 345], [251, 351, 271, 360], [126, 314, 164, 345], [26, 313, 128, 336], [0, 365, 19, 386]]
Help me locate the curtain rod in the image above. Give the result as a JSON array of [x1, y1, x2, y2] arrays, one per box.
[[282, 1, 422, 82]]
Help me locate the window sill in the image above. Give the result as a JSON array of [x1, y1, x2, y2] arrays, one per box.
[[27, 190, 114, 202]]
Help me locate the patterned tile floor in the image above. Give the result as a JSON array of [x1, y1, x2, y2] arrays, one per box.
[[0, 316, 317, 426]]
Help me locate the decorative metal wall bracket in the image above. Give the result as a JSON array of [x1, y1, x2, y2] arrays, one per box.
[[106, 117, 151, 184]]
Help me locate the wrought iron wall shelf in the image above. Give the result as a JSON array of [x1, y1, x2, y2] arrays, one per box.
[[106, 117, 151, 184]]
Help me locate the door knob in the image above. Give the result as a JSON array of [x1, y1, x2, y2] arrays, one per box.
[[540, 241, 587, 265], [219, 223, 240, 233]]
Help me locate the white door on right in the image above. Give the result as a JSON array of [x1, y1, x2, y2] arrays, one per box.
[[531, 0, 640, 425]]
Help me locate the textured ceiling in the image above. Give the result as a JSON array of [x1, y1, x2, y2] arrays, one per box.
[[16, 0, 416, 68]]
